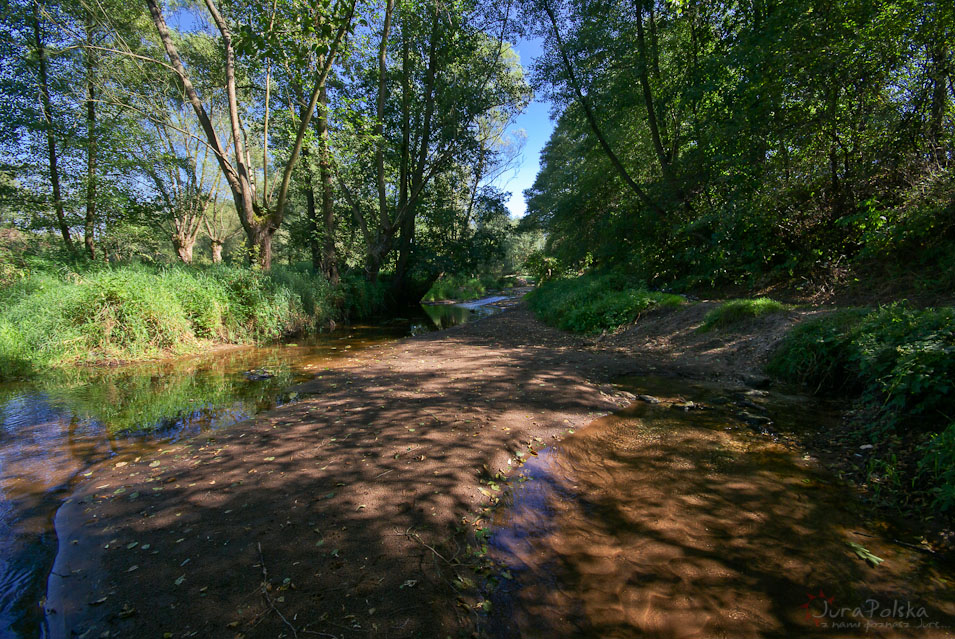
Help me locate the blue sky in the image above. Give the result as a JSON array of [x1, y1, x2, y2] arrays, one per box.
[[496, 38, 555, 218]]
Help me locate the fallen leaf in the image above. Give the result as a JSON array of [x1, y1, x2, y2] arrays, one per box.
[[848, 542, 884, 566]]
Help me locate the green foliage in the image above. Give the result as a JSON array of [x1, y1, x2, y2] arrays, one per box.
[[769, 305, 955, 517], [527, 273, 684, 334], [768, 304, 955, 429], [0, 263, 382, 380], [522, 250, 566, 283], [336, 272, 389, 320], [765, 310, 869, 391], [918, 424, 955, 512], [699, 298, 791, 332], [522, 0, 955, 293], [422, 273, 504, 302]]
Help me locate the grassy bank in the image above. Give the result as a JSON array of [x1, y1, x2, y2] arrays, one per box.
[[768, 304, 955, 517], [527, 273, 684, 334], [0, 263, 386, 380], [421, 273, 528, 302], [698, 298, 791, 331]]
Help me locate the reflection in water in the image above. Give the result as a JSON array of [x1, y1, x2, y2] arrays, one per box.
[[486, 378, 955, 638], [0, 304, 495, 637], [421, 302, 497, 330]]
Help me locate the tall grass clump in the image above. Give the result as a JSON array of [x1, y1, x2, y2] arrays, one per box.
[[422, 273, 492, 302], [768, 303, 955, 515], [527, 273, 684, 334], [0, 263, 372, 379], [699, 298, 791, 331]]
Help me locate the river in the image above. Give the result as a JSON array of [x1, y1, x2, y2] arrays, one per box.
[[0, 302, 492, 638]]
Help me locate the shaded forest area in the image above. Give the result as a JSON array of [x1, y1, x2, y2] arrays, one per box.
[[520, 0, 955, 296]]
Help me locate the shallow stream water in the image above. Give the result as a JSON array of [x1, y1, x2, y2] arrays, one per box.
[[486, 377, 955, 638], [0, 302, 491, 637]]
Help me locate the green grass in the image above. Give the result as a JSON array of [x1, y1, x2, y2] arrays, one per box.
[[527, 273, 684, 334], [0, 263, 387, 380], [768, 303, 955, 515], [422, 273, 509, 302], [699, 298, 791, 331]]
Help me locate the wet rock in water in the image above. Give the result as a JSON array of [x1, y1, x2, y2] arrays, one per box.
[[244, 369, 274, 381], [673, 401, 705, 411], [735, 397, 765, 412], [737, 411, 773, 426], [636, 394, 661, 404]]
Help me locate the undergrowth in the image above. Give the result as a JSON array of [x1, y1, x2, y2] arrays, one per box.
[[699, 298, 790, 331], [527, 273, 684, 334], [422, 273, 517, 302], [768, 303, 955, 517], [0, 263, 386, 379]]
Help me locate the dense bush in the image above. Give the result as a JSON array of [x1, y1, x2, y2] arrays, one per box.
[[768, 304, 955, 513], [698, 298, 791, 332], [0, 263, 388, 379], [527, 273, 684, 334], [421, 273, 512, 302]]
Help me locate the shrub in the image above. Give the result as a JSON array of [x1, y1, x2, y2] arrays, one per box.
[[338, 272, 389, 319], [527, 273, 684, 334], [699, 298, 791, 331], [918, 423, 955, 513], [768, 304, 955, 518]]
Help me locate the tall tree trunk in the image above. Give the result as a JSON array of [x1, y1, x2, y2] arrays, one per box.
[[928, 41, 950, 160], [373, 0, 396, 238], [393, 5, 439, 297], [84, 21, 97, 260], [302, 152, 322, 271], [317, 86, 338, 285], [635, 3, 671, 183], [31, 5, 74, 253]]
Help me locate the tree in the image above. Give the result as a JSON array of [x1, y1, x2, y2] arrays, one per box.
[[143, 0, 357, 268], [334, 0, 529, 294]]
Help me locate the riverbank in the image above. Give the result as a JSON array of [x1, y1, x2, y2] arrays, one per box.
[[44, 302, 955, 638], [0, 263, 388, 380]]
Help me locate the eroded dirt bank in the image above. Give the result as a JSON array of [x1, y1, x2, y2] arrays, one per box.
[[42, 303, 953, 638]]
